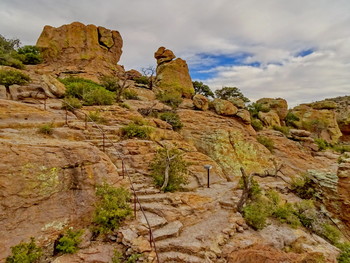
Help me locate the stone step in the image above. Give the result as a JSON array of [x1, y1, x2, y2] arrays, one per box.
[[137, 203, 170, 217], [153, 221, 183, 241], [219, 200, 237, 210], [134, 193, 170, 204], [158, 251, 205, 263], [136, 212, 168, 235], [134, 187, 160, 195], [156, 239, 205, 257]]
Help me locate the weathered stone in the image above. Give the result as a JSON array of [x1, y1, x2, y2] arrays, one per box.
[[128, 87, 155, 101], [179, 98, 194, 109], [256, 98, 288, 121], [228, 97, 245, 109], [290, 129, 312, 137], [126, 69, 142, 80], [258, 110, 281, 127], [236, 109, 251, 124], [0, 85, 7, 99], [311, 100, 338, 110], [154, 46, 176, 64], [41, 74, 66, 97], [193, 94, 209, 111], [291, 104, 342, 143], [212, 99, 238, 116], [36, 22, 123, 75], [154, 47, 194, 98]]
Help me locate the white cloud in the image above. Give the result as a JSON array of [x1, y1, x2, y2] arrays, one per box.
[[0, 0, 349, 106]]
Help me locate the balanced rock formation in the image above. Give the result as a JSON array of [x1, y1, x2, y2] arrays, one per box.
[[256, 98, 288, 122], [212, 98, 238, 116], [154, 47, 194, 98], [36, 22, 123, 75]]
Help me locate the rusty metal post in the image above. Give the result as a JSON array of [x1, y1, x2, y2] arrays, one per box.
[[65, 108, 68, 125], [134, 192, 137, 217], [102, 133, 105, 152], [84, 114, 87, 130], [207, 169, 210, 188]]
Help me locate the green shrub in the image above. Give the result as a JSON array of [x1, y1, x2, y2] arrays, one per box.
[[159, 111, 183, 131], [238, 177, 262, 199], [243, 198, 272, 230], [291, 174, 316, 199], [87, 111, 107, 124], [130, 116, 149, 126], [61, 97, 82, 111], [156, 91, 183, 108], [285, 111, 300, 127], [321, 224, 341, 245], [248, 103, 269, 118], [118, 102, 130, 109], [0, 69, 30, 88], [0, 34, 24, 69], [61, 77, 115, 106], [17, 45, 42, 65], [6, 237, 42, 263], [120, 122, 153, 139], [134, 76, 149, 85], [0, 55, 25, 69], [123, 89, 139, 100], [337, 242, 350, 263], [92, 184, 132, 235], [150, 148, 189, 192], [333, 144, 350, 154], [55, 229, 83, 254], [273, 125, 290, 136], [272, 203, 300, 228], [215, 86, 250, 102], [257, 136, 274, 152], [111, 250, 123, 263], [37, 123, 54, 135], [294, 200, 316, 228], [251, 118, 263, 131], [314, 138, 331, 151]]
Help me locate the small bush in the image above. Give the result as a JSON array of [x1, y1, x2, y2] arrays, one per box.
[[291, 174, 316, 199], [337, 242, 350, 263], [150, 147, 189, 192], [131, 116, 149, 126], [321, 224, 341, 245], [6, 237, 42, 263], [118, 102, 130, 109], [239, 177, 262, 199], [38, 123, 54, 135], [123, 89, 139, 100], [257, 136, 274, 152], [248, 102, 269, 118], [314, 138, 331, 151], [120, 122, 153, 139], [159, 111, 183, 131], [285, 112, 300, 127], [272, 203, 300, 228], [251, 118, 263, 131], [0, 69, 30, 88], [82, 88, 116, 106], [134, 76, 149, 85], [156, 91, 183, 108], [294, 200, 317, 228], [87, 111, 107, 124], [273, 125, 290, 136], [92, 184, 132, 235], [17, 45, 42, 65], [55, 229, 83, 254], [61, 97, 82, 111], [243, 198, 272, 230]]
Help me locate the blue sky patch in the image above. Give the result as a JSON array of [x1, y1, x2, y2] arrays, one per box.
[[296, 48, 314, 57], [188, 52, 260, 80]]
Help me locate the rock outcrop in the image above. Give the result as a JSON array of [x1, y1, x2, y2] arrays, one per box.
[[212, 99, 238, 116], [256, 98, 288, 122], [154, 47, 194, 98], [290, 104, 342, 143], [36, 22, 123, 75], [193, 94, 209, 111]]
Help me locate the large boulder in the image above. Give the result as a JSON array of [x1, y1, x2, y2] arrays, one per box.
[[193, 94, 209, 111], [154, 47, 194, 98], [212, 99, 238, 116], [36, 22, 123, 75], [258, 110, 281, 127], [256, 98, 288, 121], [291, 104, 342, 143]]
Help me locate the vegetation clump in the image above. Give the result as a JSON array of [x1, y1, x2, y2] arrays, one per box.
[[37, 123, 54, 135], [215, 86, 250, 102], [0, 69, 30, 89], [156, 91, 183, 108], [251, 118, 263, 131], [120, 120, 153, 139], [61, 97, 82, 111], [55, 228, 83, 254], [257, 136, 274, 152], [192, 81, 214, 98], [61, 77, 115, 106], [285, 111, 300, 127], [273, 125, 290, 136], [87, 111, 107, 124], [291, 174, 317, 199], [159, 111, 183, 131], [6, 237, 42, 263], [123, 89, 139, 100], [92, 183, 132, 235], [150, 147, 189, 192]]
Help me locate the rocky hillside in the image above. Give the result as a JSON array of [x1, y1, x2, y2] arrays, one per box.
[[1, 22, 350, 263]]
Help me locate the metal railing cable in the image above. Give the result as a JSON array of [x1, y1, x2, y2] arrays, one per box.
[[62, 103, 161, 263]]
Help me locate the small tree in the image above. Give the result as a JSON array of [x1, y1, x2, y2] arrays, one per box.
[[140, 66, 156, 89], [0, 69, 30, 96], [192, 81, 214, 98], [17, 45, 42, 65], [215, 86, 250, 102], [150, 147, 188, 192], [6, 237, 42, 263], [99, 72, 131, 102]]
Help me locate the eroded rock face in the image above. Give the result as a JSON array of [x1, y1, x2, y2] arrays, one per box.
[[0, 140, 120, 260], [256, 98, 288, 121], [212, 99, 238, 116], [36, 22, 123, 75], [193, 94, 209, 111], [154, 47, 194, 98], [291, 104, 342, 143]]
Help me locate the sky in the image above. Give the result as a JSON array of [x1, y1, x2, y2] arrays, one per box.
[[1, 0, 350, 107]]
